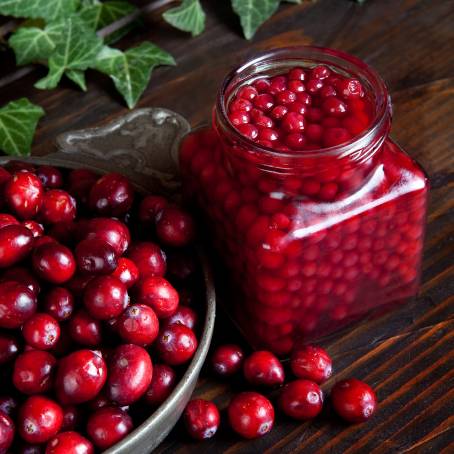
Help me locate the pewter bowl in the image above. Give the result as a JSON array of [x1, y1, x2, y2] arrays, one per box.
[[0, 108, 216, 454]]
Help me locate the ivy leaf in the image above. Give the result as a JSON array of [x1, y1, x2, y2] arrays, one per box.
[[0, 98, 44, 157], [79, 0, 138, 44], [93, 42, 175, 109], [0, 0, 80, 22], [34, 16, 103, 90], [66, 69, 87, 91], [231, 0, 280, 40], [163, 0, 206, 37], [8, 21, 65, 65]]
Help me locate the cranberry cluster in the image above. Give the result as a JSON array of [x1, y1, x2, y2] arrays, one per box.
[[0, 161, 200, 453], [183, 344, 377, 440], [227, 65, 372, 150]]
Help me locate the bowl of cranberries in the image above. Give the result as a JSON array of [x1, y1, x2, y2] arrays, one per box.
[[0, 148, 216, 454]]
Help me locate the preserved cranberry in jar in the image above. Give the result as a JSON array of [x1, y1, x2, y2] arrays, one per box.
[[179, 47, 428, 356]]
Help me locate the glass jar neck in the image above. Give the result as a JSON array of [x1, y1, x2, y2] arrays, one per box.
[[214, 46, 392, 174]]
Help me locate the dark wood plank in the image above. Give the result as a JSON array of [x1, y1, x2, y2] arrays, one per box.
[[0, 0, 452, 452]]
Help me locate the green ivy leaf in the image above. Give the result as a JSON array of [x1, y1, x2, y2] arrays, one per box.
[[163, 0, 206, 37], [0, 0, 80, 22], [0, 98, 44, 157], [79, 0, 137, 43], [8, 21, 65, 65], [93, 42, 175, 109], [231, 0, 280, 40], [34, 16, 103, 90], [66, 69, 87, 91]]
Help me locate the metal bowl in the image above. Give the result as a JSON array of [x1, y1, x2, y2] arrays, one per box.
[[0, 108, 216, 454]]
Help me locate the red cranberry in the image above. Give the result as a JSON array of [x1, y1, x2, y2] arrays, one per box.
[[290, 345, 333, 384], [243, 350, 285, 387], [5, 172, 43, 219], [32, 242, 76, 284], [75, 239, 118, 275], [111, 258, 139, 288], [68, 310, 102, 346], [39, 190, 76, 224], [55, 350, 107, 404], [83, 275, 129, 320], [279, 379, 323, 420], [128, 242, 166, 278], [0, 410, 14, 451], [36, 166, 63, 189], [0, 281, 37, 329], [281, 112, 306, 133], [143, 364, 176, 407], [61, 406, 81, 431], [89, 173, 134, 216], [136, 276, 179, 319], [86, 406, 133, 450], [228, 392, 274, 439], [117, 304, 159, 346], [331, 378, 377, 423], [18, 395, 63, 444], [0, 224, 34, 267], [22, 313, 60, 350], [211, 344, 244, 377], [66, 274, 94, 296], [78, 218, 130, 256], [0, 333, 20, 364], [4, 160, 35, 173], [47, 222, 77, 246], [2, 267, 40, 297], [43, 287, 74, 321], [155, 206, 195, 247], [0, 213, 19, 229], [106, 344, 153, 405], [13, 350, 56, 394], [163, 306, 197, 330], [0, 396, 18, 417], [15, 442, 44, 454], [183, 399, 220, 440], [23, 220, 44, 238], [45, 431, 93, 454], [33, 235, 56, 249], [138, 195, 168, 224], [156, 324, 197, 366]]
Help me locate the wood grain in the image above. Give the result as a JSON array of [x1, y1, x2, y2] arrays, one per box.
[[1, 0, 453, 452]]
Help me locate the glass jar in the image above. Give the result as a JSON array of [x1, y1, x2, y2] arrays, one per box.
[[179, 47, 429, 356]]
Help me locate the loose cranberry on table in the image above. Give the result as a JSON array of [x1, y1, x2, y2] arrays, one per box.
[[228, 392, 274, 439], [211, 344, 244, 377], [0, 333, 20, 364], [0, 224, 34, 268], [290, 345, 333, 384], [156, 324, 198, 366], [106, 344, 153, 405], [45, 431, 93, 454], [43, 287, 74, 321], [0, 281, 37, 329], [83, 275, 129, 320], [183, 399, 220, 440], [143, 364, 177, 407], [136, 276, 179, 319], [5, 171, 43, 219], [75, 238, 118, 275], [0, 410, 15, 452], [155, 205, 195, 247], [128, 242, 166, 278], [111, 257, 139, 288], [279, 379, 324, 420], [68, 309, 103, 346], [55, 350, 107, 404], [22, 313, 61, 350], [243, 350, 285, 386], [86, 406, 133, 450], [117, 304, 159, 346], [17, 395, 63, 444], [331, 378, 377, 423], [13, 350, 56, 395], [163, 306, 197, 330], [32, 242, 76, 284], [39, 190, 77, 224], [88, 172, 134, 217]]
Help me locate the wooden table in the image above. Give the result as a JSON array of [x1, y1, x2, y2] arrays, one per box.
[[1, 0, 453, 452]]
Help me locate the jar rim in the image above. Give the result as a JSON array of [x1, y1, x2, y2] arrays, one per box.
[[216, 46, 391, 159]]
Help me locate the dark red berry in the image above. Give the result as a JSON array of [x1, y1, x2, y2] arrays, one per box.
[[45, 431, 94, 454], [0, 333, 20, 364], [0, 224, 34, 268], [5, 172, 43, 219], [163, 306, 197, 330], [111, 258, 139, 288], [22, 313, 60, 350], [143, 364, 176, 407], [0, 396, 18, 417], [75, 239, 118, 275], [156, 324, 197, 366], [155, 206, 195, 247], [68, 310, 102, 347], [61, 406, 82, 431], [128, 242, 166, 278], [183, 399, 220, 440], [243, 350, 285, 386], [0, 281, 37, 329], [43, 287, 74, 321], [279, 379, 323, 420], [117, 304, 159, 346], [290, 345, 333, 383], [36, 166, 63, 189], [0, 410, 14, 451], [39, 190, 76, 224], [32, 242, 76, 284], [138, 195, 168, 224], [23, 220, 44, 238], [136, 276, 179, 319], [211, 344, 244, 377]]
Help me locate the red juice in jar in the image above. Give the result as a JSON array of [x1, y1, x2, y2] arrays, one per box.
[[179, 47, 429, 356]]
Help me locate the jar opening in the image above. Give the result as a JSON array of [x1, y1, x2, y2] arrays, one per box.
[[215, 46, 391, 163]]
